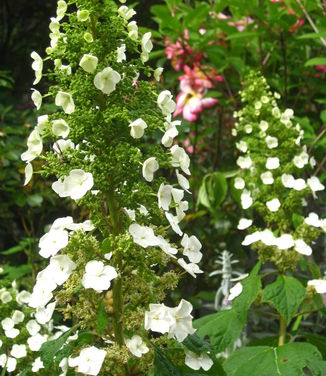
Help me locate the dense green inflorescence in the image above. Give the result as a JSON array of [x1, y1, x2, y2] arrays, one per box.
[[233, 71, 325, 273], [16, 0, 211, 375]]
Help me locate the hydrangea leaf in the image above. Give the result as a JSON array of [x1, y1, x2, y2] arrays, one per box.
[[223, 343, 326, 376], [194, 262, 261, 352], [262, 275, 306, 324], [194, 309, 244, 353], [153, 346, 181, 376], [232, 261, 261, 317], [182, 333, 212, 355], [40, 328, 73, 369]]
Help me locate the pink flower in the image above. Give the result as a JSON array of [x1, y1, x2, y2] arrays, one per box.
[[174, 66, 219, 122], [315, 65, 326, 78], [164, 30, 203, 71]]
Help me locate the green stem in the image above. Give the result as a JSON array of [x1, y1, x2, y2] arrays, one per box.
[[278, 316, 287, 346], [106, 186, 130, 376]]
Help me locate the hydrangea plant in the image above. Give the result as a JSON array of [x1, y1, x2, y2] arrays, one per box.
[[0, 282, 70, 374], [17, 0, 213, 374], [194, 72, 326, 374]]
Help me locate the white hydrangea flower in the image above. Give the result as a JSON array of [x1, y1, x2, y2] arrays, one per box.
[[26, 320, 41, 336], [11, 344, 27, 359], [141, 32, 153, 63], [228, 282, 243, 301], [305, 212, 320, 228], [307, 279, 326, 294], [294, 239, 312, 256], [142, 157, 159, 182], [0, 291, 12, 304], [236, 140, 247, 152], [260, 171, 274, 185], [1, 317, 14, 331], [234, 177, 245, 189], [259, 120, 268, 131], [5, 328, 20, 339], [125, 335, 149, 358], [24, 162, 33, 186], [236, 155, 252, 169], [266, 198, 280, 212], [237, 218, 252, 230], [31, 89, 42, 109], [35, 114, 49, 135], [117, 44, 126, 63], [55, 91, 75, 114], [272, 107, 281, 118], [82, 261, 117, 293], [53, 138, 75, 154], [242, 231, 261, 246], [162, 117, 179, 147], [307, 176, 325, 192], [52, 169, 94, 200], [165, 212, 183, 236], [129, 224, 160, 248], [266, 157, 279, 169], [35, 302, 56, 324], [47, 254, 76, 285], [31, 51, 43, 84], [0, 355, 17, 372], [118, 5, 136, 21], [168, 299, 195, 342], [176, 169, 190, 192], [144, 303, 174, 334], [77, 9, 90, 22], [68, 346, 107, 376], [94, 67, 121, 95], [16, 290, 31, 305], [157, 90, 176, 116], [170, 145, 190, 175], [292, 178, 306, 191], [154, 67, 163, 81], [79, 54, 98, 73], [21, 129, 43, 163], [129, 118, 147, 139], [158, 183, 173, 210], [260, 229, 277, 246], [265, 135, 278, 149], [181, 234, 202, 263], [241, 190, 253, 209], [32, 357, 44, 373], [56, 0, 67, 21], [38, 228, 69, 258], [12, 310, 24, 324], [276, 234, 294, 250], [185, 350, 213, 371], [66, 220, 95, 232], [157, 236, 178, 258], [52, 119, 70, 138], [177, 258, 204, 278], [244, 124, 252, 134], [127, 21, 138, 40], [29, 279, 56, 308]]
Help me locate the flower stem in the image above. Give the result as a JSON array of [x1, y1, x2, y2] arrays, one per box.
[[278, 316, 287, 346], [106, 187, 130, 376]]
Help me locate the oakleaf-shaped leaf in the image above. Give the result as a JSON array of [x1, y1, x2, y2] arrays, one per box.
[[224, 343, 326, 376], [262, 276, 306, 324]]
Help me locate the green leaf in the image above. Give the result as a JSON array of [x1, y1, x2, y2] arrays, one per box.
[[262, 276, 306, 324], [97, 299, 108, 334], [197, 172, 228, 210], [40, 328, 73, 369], [0, 237, 35, 255], [223, 343, 325, 376], [153, 346, 181, 376], [304, 57, 326, 67], [320, 109, 326, 123], [194, 309, 244, 353], [182, 334, 212, 355], [232, 261, 262, 317], [2, 264, 32, 280]]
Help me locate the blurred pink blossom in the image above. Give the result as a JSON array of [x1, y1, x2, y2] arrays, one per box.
[[174, 65, 220, 122]]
